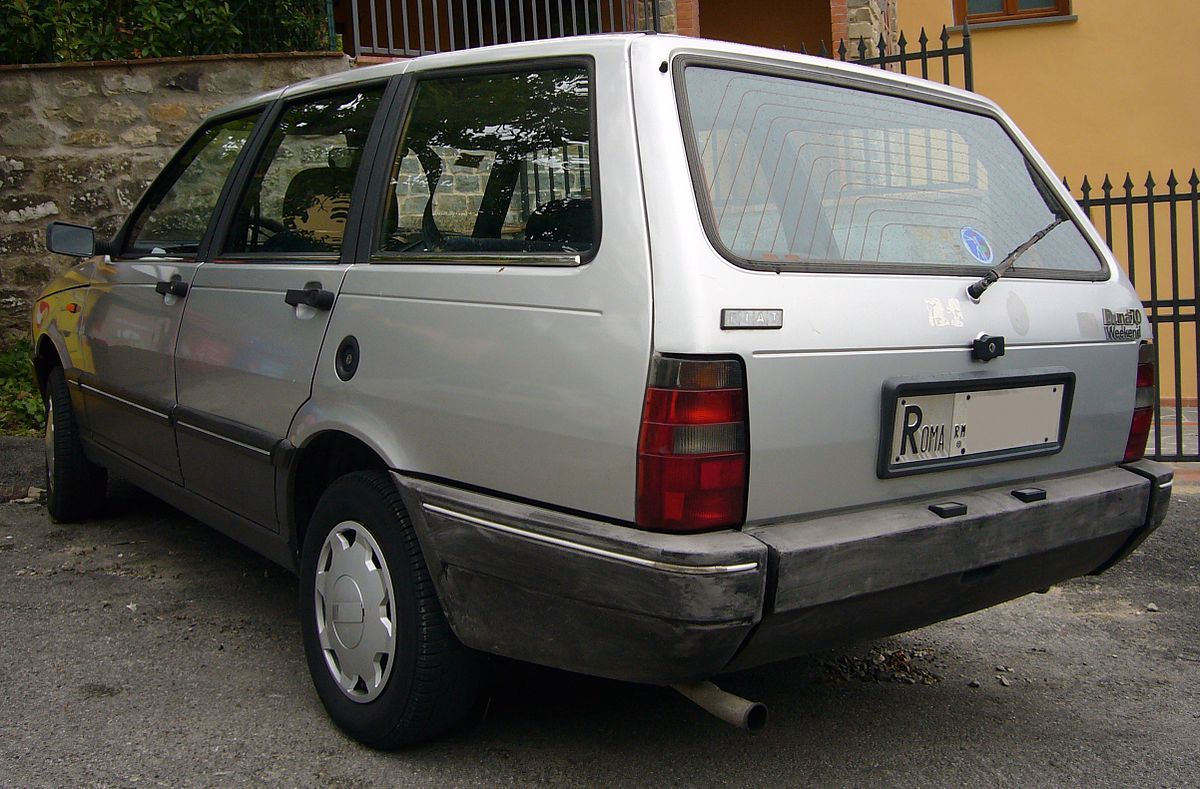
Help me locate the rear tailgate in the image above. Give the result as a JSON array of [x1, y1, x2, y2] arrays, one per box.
[[730, 272, 1140, 520], [631, 39, 1148, 523]]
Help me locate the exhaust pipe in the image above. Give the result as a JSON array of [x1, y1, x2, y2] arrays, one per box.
[[672, 681, 768, 732]]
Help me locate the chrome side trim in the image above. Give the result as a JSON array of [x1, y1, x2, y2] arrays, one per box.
[[80, 383, 170, 421], [422, 503, 758, 575], [176, 421, 272, 457]]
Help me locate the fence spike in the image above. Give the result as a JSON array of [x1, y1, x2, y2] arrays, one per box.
[[837, 38, 847, 60], [897, 30, 907, 48], [1062, 176, 1070, 190], [1146, 171, 1156, 190], [799, 42, 808, 54], [1102, 174, 1113, 195], [918, 27, 929, 47], [819, 39, 829, 58], [857, 36, 868, 61], [939, 25, 950, 47], [1123, 173, 1135, 192], [1190, 169, 1199, 189], [1081, 175, 1091, 199], [877, 32, 887, 62], [1166, 170, 1179, 190]]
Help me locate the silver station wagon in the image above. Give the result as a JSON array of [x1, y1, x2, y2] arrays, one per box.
[[32, 34, 1171, 746]]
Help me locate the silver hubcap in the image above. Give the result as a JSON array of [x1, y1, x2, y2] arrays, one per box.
[[44, 395, 55, 487], [314, 521, 397, 703]]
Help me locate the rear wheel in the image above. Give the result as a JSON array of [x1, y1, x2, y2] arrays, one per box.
[[299, 471, 483, 748], [44, 366, 106, 522]]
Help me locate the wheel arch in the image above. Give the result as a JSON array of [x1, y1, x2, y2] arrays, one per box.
[[32, 332, 64, 396], [286, 429, 388, 563]]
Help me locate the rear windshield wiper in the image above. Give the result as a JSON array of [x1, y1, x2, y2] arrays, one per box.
[[966, 213, 1068, 302]]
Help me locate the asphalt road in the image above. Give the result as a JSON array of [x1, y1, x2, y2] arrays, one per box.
[[0, 438, 1197, 786]]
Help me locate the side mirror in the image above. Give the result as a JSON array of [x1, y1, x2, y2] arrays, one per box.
[[46, 221, 97, 257]]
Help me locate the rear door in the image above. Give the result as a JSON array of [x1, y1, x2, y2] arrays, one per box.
[[80, 112, 260, 483], [173, 83, 388, 527], [636, 45, 1145, 521]]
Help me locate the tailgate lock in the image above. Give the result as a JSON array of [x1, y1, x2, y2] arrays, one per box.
[[971, 333, 1005, 362]]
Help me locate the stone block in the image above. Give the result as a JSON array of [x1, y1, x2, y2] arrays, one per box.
[[102, 71, 153, 95], [68, 188, 112, 215], [0, 156, 29, 191], [0, 231, 42, 256], [263, 61, 317, 89], [196, 100, 230, 118], [1, 119, 53, 149], [0, 197, 58, 224], [164, 124, 192, 144], [163, 70, 202, 92], [119, 125, 161, 147], [94, 213, 126, 238], [8, 259, 52, 286], [452, 173, 483, 193], [65, 128, 112, 147], [0, 74, 33, 105], [115, 178, 151, 209], [96, 101, 143, 127], [47, 104, 93, 126], [40, 157, 120, 188], [203, 66, 259, 95], [147, 102, 190, 124], [55, 78, 96, 98]]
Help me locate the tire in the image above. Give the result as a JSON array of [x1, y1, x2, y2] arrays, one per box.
[[43, 366, 107, 522], [299, 470, 484, 748]]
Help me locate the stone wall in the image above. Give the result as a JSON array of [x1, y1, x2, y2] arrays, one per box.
[[0, 52, 349, 345], [847, 0, 899, 57]]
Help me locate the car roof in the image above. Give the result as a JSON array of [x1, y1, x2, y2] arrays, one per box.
[[207, 33, 996, 121]]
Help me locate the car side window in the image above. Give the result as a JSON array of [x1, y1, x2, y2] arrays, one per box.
[[122, 112, 259, 258], [222, 86, 384, 257], [377, 65, 595, 260]]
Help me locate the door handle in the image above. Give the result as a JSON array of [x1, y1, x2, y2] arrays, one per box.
[[155, 278, 188, 297], [284, 288, 335, 311]]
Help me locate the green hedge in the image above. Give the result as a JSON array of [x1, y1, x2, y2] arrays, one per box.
[[0, 341, 42, 436], [0, 0, 331, 65]]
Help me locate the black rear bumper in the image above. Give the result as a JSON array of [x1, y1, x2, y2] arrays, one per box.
[[398, 460, 1172, 685]]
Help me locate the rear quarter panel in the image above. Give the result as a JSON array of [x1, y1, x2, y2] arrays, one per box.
[[295, 40, 652, 521]]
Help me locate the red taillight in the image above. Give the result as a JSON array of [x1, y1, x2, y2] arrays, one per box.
[[1124, 342, 1155, 462], [636, 356, 748, 532]]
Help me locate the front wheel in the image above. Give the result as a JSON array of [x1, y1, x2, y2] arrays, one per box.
[[44, 366, 106, 522], [299, 471, 483, 748]]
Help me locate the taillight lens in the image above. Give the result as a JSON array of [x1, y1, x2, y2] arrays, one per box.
[[1124, 342, 1155, 462], [636, 356, 748, 532]]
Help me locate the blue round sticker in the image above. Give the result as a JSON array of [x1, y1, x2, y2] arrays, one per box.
[[961, 227, 994, 265]]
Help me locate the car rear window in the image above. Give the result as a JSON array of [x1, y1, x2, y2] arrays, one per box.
[[679, 65, 1104, 276]]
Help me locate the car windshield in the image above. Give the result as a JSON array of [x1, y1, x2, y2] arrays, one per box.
[[680, 65, 1104, 274]]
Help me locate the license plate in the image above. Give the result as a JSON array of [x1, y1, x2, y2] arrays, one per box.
[[881, 375, 1071, 477]]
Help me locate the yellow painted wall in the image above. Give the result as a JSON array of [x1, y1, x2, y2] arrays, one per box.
[[899, 0, 1199, 184]]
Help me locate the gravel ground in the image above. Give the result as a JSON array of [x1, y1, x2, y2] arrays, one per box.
[[0, 435, 41, 490], [0, 437, 1197, 786]]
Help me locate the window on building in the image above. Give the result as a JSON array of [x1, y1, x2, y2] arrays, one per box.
[[955, 0, 1071, 25]]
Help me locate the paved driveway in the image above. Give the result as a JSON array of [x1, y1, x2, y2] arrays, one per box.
[[0, 439, 1196, 786]]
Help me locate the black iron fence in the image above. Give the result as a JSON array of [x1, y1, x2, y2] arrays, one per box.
[[1073, 170, 1200, 461], [815, 24, 974, 93], [351, 0, 660, 57]]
